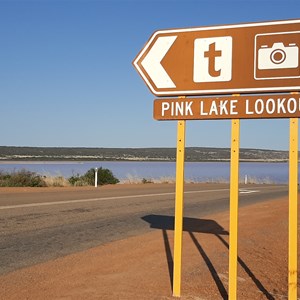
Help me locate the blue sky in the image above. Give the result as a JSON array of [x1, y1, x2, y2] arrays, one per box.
[[0, 0, 299, 150]]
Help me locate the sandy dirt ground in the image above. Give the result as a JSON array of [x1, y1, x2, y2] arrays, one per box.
[[0, 195, 299, 300]]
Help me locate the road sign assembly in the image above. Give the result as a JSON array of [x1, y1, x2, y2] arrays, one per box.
[[133, 19, 299, 300]]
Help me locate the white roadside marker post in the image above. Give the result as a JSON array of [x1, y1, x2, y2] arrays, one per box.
[[95, 168, 98, 188]]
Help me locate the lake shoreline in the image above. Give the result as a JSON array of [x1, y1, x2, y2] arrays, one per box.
[[0, 161, 291, 184], [0, 159, 290, 164]]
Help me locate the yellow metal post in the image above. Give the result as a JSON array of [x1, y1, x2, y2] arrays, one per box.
[[289, 117, 298, 300], [173, 119, 186, 297], [229, 118, 240, 300]]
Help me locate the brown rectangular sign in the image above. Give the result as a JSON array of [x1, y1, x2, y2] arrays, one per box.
[[134, 19, 300, 96], [153, 94, 300, 120]]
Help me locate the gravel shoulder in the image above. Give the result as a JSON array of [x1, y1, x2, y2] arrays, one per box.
[[0, 195, 298, 300]]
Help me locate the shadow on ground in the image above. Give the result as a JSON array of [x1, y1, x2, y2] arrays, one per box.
[[142, 214, 274, 300]]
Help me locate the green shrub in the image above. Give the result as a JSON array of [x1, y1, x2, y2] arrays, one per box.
[[81, 168, 96, 185], [93, 167, 119, 185], [141, 178, 153, 184], [0, 169, 47, 187], [68, 173, 82, 186], [68, 167, 119, 186]]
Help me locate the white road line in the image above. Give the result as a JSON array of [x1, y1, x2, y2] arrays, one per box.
[[239, 189, 260, 194], [0, 188, 230, 210], [0, 188, 260, 210]]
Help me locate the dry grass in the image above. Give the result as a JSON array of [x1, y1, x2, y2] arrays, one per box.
[[120, 174, 277, 185], [243, 175, 275, 184], [43, 176, 71, 187]]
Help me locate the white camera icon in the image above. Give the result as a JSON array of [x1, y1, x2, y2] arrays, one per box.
[[258, 42, 299, 70]]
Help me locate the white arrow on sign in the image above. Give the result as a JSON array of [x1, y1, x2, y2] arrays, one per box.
[[139, 36, 177, 89]]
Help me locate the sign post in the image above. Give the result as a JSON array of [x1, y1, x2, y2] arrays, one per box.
[[229, 118, 240, 300], [173, 117, 186, 297], [289, 116, 298, 300]]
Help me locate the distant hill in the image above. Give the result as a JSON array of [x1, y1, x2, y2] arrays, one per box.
[[0, 146, 289, 162]]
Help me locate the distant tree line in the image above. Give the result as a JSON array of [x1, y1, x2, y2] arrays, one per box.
[[0, 146, 289, 162]]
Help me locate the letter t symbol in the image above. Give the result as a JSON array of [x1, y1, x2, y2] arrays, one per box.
[[204, 42, 222, 77]]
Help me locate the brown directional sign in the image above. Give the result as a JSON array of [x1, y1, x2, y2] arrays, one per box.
[[153, 94, 300, 120], [133, 19, 300, 96]]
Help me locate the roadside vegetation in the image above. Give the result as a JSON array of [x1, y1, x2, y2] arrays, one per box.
[[0, 168, 119, 187], [0, 168, 276, 187], [0, 170, 47, 187], [68, 167, 119, 186]]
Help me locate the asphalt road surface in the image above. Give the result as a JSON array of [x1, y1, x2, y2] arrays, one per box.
[[0, 183, 288, 275]]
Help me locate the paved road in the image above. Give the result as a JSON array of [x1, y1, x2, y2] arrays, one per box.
[[0, 183, 288, 275]]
